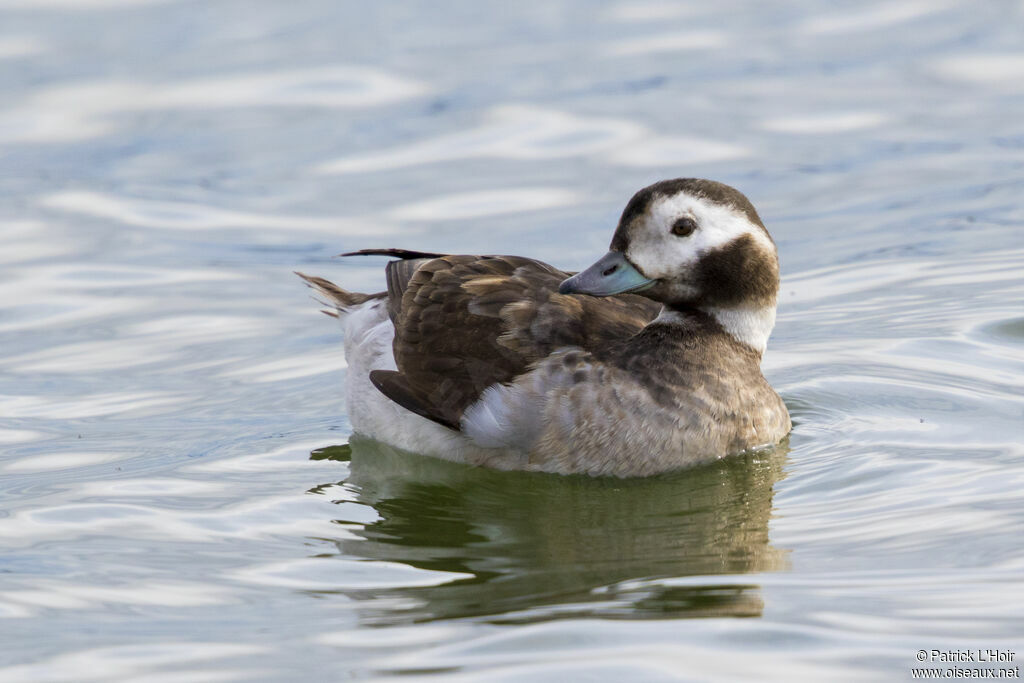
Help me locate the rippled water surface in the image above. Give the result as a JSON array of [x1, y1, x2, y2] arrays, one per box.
[[2, 1, 1023, 680]]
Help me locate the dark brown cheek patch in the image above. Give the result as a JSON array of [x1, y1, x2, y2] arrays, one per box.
[[696, 235, 779, 307]]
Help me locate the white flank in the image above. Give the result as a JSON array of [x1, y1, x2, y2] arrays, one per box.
[[339, 300, 461, 454], [461, 380, 542, 451], [338, 298, 525, 466]]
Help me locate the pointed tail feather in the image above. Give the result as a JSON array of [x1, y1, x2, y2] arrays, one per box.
[[295, 271, 385, 316], [338, 248, 446, 259], [337, 249, 450, 323]]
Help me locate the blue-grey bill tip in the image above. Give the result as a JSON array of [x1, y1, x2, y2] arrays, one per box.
[[558, 251, 655, 296]]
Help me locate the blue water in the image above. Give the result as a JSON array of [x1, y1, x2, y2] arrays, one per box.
[[1, 1, 1023, 680]]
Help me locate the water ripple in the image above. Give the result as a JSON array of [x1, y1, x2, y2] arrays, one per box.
[[934, 54, 1024, 90], [798, 0, 946, 35], [314, 105, 746, 174], [761, 112, 888, 134], [603, 30, 728, 56], [388, 188, 581, 222], [40, 191, 394, 234], [0, 36, 44, 59], [0, 643, 264, 683], [0, 66, 429, 144], [229, 558, 472, 591]]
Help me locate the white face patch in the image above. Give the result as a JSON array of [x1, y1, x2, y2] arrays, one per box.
[[624, 192, 775, 284]]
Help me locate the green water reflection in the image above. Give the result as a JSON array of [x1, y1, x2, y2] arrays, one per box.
[[310, 437, 789, 625]]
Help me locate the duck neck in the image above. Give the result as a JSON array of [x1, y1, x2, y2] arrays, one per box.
[[653, 302, 776, 357]]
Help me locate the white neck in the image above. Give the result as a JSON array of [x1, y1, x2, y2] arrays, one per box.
[[700, 304, 776, 355], [650, 304, 777, 356]]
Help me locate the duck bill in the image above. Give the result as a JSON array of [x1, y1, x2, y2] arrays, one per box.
[[558, 251, 655, 296]]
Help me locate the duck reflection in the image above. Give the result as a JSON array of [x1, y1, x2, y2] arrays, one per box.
[[309, 437, 789, 625]]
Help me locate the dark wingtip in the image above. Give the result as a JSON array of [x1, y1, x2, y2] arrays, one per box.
[[369, 369, 460, 431]]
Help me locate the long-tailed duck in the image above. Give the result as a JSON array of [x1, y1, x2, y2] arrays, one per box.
[[298, 178, 791, 477]]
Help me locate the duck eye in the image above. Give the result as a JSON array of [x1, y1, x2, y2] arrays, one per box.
[[671, 217, 697, 237]]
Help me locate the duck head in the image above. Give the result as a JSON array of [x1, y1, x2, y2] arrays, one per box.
[[559, 179, 780, 354]]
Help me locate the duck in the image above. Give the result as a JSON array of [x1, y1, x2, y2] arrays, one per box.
[[298, 178, 791, 477]]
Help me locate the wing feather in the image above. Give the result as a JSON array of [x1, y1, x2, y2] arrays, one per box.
[[377, 254, 661, 430]]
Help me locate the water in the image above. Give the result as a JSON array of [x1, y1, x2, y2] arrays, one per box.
[[1, 0, 1023, 680]]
